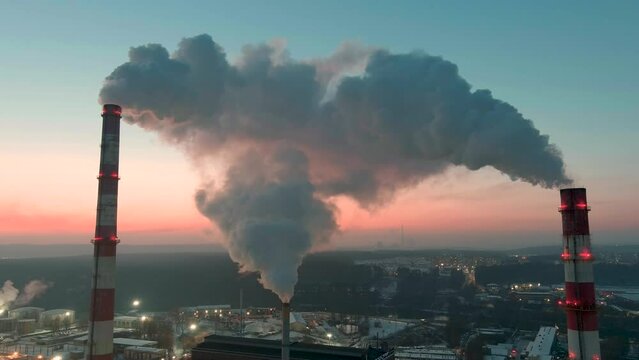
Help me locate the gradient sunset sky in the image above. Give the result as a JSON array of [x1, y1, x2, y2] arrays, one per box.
[[1, 1, 637, 249]]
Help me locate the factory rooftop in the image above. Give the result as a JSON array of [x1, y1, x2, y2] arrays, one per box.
[[525, 326, 556, 357], [192, 334, 389, 360]]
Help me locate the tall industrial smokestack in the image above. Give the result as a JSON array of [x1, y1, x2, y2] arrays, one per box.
[[558, 188, 601, 360], [86, 104, 122, 360], [282, 302, 290, 360]]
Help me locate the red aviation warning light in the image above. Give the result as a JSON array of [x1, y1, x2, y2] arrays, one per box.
[[580, 250, 593, 260]]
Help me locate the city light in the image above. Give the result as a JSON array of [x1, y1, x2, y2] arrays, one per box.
[[140, 316, 147, 322], [65, 311, 70, 316], [132, 299, 141, 307], [190, 324, 197, 330], [52, 356, 62, 360]]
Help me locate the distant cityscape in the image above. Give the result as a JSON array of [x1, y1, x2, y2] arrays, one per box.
[[1, 246, 638, 360]]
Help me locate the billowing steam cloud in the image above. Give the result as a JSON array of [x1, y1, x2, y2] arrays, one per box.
[[196, 149, 337, 301], [15, 280, 51, 307], [100, 34, 571, 300], [0, 280, 51, 310]]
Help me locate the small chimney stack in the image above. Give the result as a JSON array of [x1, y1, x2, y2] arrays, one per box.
[[282, 302, 290, 360]]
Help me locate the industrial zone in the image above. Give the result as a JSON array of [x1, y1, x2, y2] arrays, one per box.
[[0, 105, 629, 360]]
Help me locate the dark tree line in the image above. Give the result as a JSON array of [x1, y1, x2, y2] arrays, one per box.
[[391, 267, 467, 318], [476, 263, 639, 286]]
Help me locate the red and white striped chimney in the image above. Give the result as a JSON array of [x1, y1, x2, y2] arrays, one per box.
[[87, 104, 122, 360], [558, 188, 601, 360]]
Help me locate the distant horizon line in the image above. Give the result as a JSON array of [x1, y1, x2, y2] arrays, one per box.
[[1, 241, 637, 251]]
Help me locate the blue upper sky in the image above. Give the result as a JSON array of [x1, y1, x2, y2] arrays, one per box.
[[2, 1, 637, 159], [1, 1, 637, 247]]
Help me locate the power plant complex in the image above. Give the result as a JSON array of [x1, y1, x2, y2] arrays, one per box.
[[0, 105, 612, 360], [76, 104, 600, 360], [79, 106, 603, 360]]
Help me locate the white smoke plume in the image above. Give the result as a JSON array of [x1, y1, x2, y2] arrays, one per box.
[[15, 280, 51, 307], [196, 149, 337, 301], [0, 280, 19, 310], [99, 34, 572, 300], [0, 280, 51, 310]]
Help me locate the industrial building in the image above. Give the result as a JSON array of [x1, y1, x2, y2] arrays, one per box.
[[7, 308, 44, 321], [0, 319, 16, 333], [191, 335, 393, 360], [39, 309, 75, 330], [394, 345, 456, 359], [484, 343, 516, 360], [114, 316, 139, 329], [15, 320, 36, 335], [124, 346, 167, 360], [180, 305, 232, 315], [524, 326, 557, 360]]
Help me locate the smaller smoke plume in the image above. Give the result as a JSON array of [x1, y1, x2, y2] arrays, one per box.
[[15, 280, 51, 307], [0, 280, 19, 310], [195, 148, 338, 302], [0, 280, 52, 310]]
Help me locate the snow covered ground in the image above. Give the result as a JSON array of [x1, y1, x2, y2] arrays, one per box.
[[368, 317, 409, 339]]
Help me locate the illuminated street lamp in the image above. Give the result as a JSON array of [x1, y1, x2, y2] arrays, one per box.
[[189, 324, 197, 331], [327, 333, 333, 345], [132, 299, 141, 307]]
